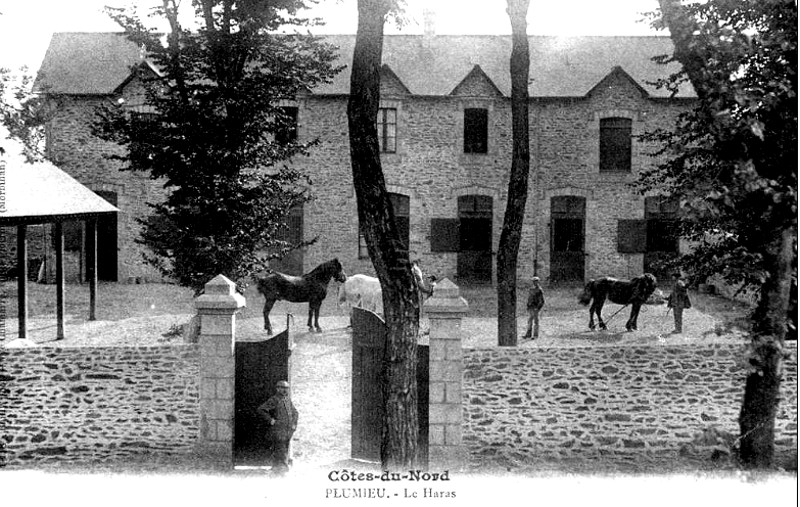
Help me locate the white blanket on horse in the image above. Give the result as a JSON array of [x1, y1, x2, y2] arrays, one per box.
[[338, 269, 436, 316]]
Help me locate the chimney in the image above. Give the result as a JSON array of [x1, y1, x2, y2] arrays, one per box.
[[423, 8, 436, 37]]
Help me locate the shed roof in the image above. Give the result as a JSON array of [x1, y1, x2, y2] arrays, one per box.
[[0, 146, 118, 226], [36, 32, 694, 99]]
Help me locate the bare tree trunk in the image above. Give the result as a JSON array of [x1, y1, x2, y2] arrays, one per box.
[[347, 0, 420, 470], [497, 0, 531, 347], [738, 227, 794, 468]]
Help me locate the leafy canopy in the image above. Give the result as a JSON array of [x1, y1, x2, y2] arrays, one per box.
[[94, 0, 342, 292], [637, 0, 797, 294]]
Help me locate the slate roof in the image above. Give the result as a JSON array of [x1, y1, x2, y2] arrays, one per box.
[[35, 32, 694, 98], [0, 143, 118, 225]]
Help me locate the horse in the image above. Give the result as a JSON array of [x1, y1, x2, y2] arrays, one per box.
[[337, 263, 436, 317], [256, 258, 347, 334], [578, 273, 658, 331]]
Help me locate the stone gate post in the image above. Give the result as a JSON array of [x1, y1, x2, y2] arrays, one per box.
[[194, 274, 245, 464], [423, 278, 468, 470]]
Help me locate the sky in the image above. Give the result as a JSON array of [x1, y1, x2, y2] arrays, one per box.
[[0, 0, 662, 70]]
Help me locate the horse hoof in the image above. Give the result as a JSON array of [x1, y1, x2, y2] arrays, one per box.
[[316, 328, 323, 333], [599, 324, 607, 331]]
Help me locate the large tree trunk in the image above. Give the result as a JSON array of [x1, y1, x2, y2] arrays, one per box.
[[658, 0, 794, 468], [347, 0, 420, 470], [738, 227, 794, 468], [497, 0, 532, 347]]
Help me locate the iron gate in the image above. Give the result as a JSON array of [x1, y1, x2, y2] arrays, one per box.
[[351, 307, 429, 466], [234, 329, 291, 466]]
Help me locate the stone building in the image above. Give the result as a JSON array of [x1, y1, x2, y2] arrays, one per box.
[[33, 32, 695, 286]]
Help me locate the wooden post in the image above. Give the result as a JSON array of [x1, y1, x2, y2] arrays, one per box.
[[17, 224, 27, 339], [86, 219, 97, 321], [55, 222, 65, 341]]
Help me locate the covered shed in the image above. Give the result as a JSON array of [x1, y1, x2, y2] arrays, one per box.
[[1, 152, 118, 340]]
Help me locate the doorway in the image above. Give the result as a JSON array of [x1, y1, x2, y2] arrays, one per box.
[[550, 196, 585, 284]]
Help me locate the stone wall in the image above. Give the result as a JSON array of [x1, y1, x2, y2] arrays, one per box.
[[45, 62, 692, 286], [0, 345, 200, 467], [463, 343, 798, 470]]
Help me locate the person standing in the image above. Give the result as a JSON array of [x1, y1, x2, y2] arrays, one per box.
[[258, 380, 298, 473], [667, 272, 692, 334], [523, 276, 545, 340]]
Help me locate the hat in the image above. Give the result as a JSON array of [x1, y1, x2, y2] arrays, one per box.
[[276, 380, 290, 388], [532, 276, 540, 282]]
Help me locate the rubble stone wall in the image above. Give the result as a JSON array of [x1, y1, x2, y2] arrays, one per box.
[[0, 345, 200, 467], [463, 342, 798, 469]]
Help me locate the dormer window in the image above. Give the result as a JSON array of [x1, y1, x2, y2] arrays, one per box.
[[377, 107, 397, 153]]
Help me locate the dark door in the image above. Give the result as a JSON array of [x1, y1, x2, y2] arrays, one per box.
[[457, 195, 492, 284], [270, 205, 304, 275], [351, 308, 429, 466], [234, 330, 291, 466], [550, 196, 585, 284], [91, 191, 118, 281]]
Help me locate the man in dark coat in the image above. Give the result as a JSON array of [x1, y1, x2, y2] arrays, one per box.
[[667, 273, 692, 334], [523, 276, 545, 340], [258, 380, 298, 473]]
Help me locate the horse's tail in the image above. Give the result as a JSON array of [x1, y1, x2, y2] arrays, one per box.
[[578, 279, 595, 306]]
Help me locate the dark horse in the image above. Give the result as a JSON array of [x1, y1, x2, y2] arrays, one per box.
[[256, 258, 347, 335], [578, 273, 657, 331]]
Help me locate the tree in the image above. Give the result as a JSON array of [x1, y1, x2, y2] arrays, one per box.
[[347, 0, 421, 469], [94, 0, 341, 292], [496, 0, 531, 347], [641, 0, 797, 468], [0, 67, 46, 161]]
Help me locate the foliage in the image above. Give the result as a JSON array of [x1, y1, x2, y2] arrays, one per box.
[[637, 0, 797, 296], [0, 67, 46, 161], [93, 0, 342, 292]]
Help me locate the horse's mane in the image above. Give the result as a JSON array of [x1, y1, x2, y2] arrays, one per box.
[[305, 258, 340, 279]]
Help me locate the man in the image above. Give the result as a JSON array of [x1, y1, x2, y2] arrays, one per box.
[[257, 380, 298, 473], [667, 272, 692, 334], [523, 276, 545, 340]]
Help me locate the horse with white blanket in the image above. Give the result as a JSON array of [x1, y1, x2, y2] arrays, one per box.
[[338, 262, 436, 316]]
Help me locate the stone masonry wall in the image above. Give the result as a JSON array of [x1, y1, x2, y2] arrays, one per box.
[[0, 345, 200, 467], [463, 343, 798, 470], [46, 68, 691, 285], [45, 95, 167, 282]]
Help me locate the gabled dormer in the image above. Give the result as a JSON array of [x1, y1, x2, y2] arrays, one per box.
[[586, 65, 649, 99], [380, 64, 411, 96], [450, 65, 503, 98]]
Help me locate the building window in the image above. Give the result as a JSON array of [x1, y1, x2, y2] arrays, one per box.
[[359, 193, 409, 259], [275, 106, 298, 144], [464, 108, 488, 154], [599, 117, 632, 172], [377, 108, 397, 153], [129, 109, 158, 167]]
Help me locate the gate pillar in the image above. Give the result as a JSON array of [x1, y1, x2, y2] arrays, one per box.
[[194, 274, 245, 465], [423, 278, 468, 470]]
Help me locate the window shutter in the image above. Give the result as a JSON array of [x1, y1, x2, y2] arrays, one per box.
[[430, 218, 460, 252], [617, 219, 647, 253]]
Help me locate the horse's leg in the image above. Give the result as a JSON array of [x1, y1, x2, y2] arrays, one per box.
[[314, 303, 322, 332], [307, 303, 314, 332], [626, 303, 641, 331], [596, 299, 607, 330], [263, 299, 276, 335], [588, 302, 596, 330]]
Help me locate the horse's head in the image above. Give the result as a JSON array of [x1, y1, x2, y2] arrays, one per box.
[[331, 258, 347, 283], [633, 273, 658, 301], [578, 279, 595, 306]]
